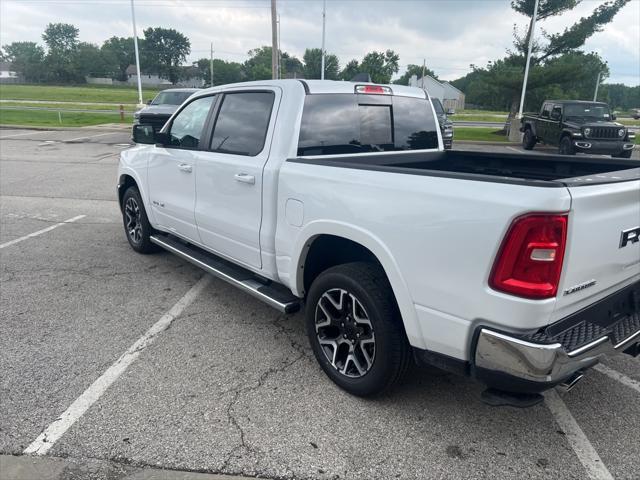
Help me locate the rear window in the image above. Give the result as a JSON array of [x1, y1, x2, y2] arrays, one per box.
[[297, 93, 438, 156]]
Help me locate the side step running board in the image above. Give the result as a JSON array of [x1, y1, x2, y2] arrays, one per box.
[[150, 234, 301, 314]]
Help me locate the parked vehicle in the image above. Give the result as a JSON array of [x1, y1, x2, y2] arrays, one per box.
[[631, 108, 640, 120], [521, 100, 635, 158], [119, 80, 640, 406], [133, 88, 199, 139], [431, 97, 453, 149]]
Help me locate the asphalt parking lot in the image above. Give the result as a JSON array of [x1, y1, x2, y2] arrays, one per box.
[[1, 127, 639, 480]]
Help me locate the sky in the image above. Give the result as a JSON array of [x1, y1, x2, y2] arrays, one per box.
[[1, 0, 639, 85]]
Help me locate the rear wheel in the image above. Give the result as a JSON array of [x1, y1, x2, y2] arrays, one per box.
[[613, 150, 633, 159], [559, 136, 575, 155], [122, 186, 158, 254], [522, 128, 536, 150], [305, 262, 411, 397]]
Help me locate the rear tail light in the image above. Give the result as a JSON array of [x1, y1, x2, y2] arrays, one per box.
[[355, 85, 392, 95], [489, 213, 568, 299]]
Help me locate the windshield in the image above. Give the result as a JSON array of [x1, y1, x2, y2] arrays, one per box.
[[564, 103, 611, 121], [151, 91, 194, 106]]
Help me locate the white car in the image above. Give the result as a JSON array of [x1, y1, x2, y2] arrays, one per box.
[[118, 80, 640, 406]]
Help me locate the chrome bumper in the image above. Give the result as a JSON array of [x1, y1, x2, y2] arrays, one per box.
[[474, 326, 640, 390]]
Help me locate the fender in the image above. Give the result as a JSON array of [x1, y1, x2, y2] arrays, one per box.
[[289, 220, 427, 349], [117, 146, 157, 226]]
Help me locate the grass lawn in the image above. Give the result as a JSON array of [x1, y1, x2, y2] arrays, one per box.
[[458, 109, 508, 116], [0, 109, 133, 127], [1, 101, 138, 112], [454, 127, 510, 142], [0, 84, 161, 104], [453, 114, 508, 123]]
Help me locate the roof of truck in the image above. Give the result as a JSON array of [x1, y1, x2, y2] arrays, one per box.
[[198, 79, 428, 99], [545, 99, 608, 105]]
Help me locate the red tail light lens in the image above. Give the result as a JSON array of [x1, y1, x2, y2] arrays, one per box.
[[490, 213, 568, 299], [355, 85, 392, 95]]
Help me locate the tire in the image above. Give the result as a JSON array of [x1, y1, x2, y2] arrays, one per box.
[[559, 136, 575, 155], [613, 150, 633, 159], [305, 262, 411, 397], [522, 128, 536, 150], [121, 186, 159, 254]]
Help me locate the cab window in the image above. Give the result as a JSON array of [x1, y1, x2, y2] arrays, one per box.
[[167, 95, 215, 149], [541, 103, 551, 118], [550, 105, 562, 121]]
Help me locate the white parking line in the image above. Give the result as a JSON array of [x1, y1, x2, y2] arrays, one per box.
[[23, 275, 211, 455], [0, 215, 86, 249], [545, 390, 613, 480], [594, 363, 640, 394]]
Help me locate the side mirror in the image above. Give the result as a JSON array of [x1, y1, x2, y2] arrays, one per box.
[[446, 108, 455, 115], [132, 124, 156, 144]]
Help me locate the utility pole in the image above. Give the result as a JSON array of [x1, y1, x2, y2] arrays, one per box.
[[271, 0, 278, 80], [277, 14, 281, 79], [593, 71, 602, 101], [421, 59, 426, 89], [320, 0, 326, 80], [130, 0, 143, 106], [210, 42, 214, 87], [517, 0, 539, 119]]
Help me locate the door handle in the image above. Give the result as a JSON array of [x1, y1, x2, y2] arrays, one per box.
[[234, 173, 255, 185], [178, 163, 192, 173]]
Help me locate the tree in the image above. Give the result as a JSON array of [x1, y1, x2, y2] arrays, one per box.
[[42, 23, 80, 82], [360, 50, 399, 84], [42, 23, 79, 53], [302, 48, 339, 80], [243, 46, 273, 81], [498, 0, 629, 113], [339, 59, 361, 81], [73, 42, 116, 78], [142, 27, 190, 84], [101, 36, 136, 81], [393, 64, 437, 85], [281, 52, 304, 78], [2, 42, 45, 82], [195, 58, 243, 86]]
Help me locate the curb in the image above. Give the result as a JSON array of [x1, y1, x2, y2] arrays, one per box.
[[1, 455, 260, 480]]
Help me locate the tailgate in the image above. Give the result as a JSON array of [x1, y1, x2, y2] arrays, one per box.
[[552, 179, 640, 321]]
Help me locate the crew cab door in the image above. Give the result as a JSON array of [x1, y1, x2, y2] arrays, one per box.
[[147, 95, 216, 242], [537, 102, 552, 142], [194, 89, 279, 269], [548, 104, 563, 146], [552, 178, 640, 322]]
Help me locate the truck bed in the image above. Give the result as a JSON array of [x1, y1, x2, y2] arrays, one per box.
[[291, 150, 640, 187]]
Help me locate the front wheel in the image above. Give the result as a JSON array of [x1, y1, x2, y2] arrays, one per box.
[[522, 129, 536, 150], [559, 136, 575, 155], [122, 186, 159, 254], [305, 262, 411, 397]]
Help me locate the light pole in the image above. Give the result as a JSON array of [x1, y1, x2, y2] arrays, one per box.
[[321, 0, 326, 80], [593, 71, 602, 101], [271, 0, 278, 80], [130, 0, 144, 107], [517, 0, 539, 119]]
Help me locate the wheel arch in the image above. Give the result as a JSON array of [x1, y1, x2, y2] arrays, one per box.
[[117, 173, 139, 211], [290, 222, 425, 349]]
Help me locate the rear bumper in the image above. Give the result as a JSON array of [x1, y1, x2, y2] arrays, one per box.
[[572, 139, 634, 155], [473, 281, 640, 393]]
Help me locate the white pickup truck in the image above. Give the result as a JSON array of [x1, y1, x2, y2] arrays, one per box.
[[119, 80, 640, 406]]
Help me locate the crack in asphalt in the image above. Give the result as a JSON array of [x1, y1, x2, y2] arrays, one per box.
[[219, 312, 311, 476]]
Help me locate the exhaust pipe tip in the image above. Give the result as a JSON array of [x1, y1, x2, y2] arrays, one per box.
[[558, 371, 585, 393]]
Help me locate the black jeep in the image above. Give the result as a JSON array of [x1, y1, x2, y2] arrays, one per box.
[[521, 100, 635, 158]]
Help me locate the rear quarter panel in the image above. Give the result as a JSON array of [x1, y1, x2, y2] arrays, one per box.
[[275, 161, 572, 359]]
